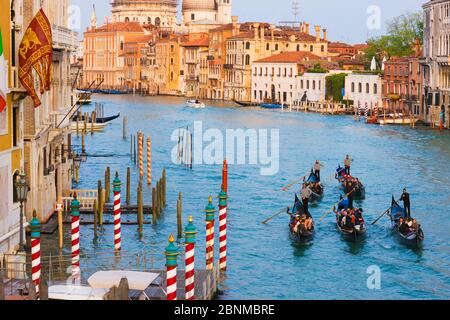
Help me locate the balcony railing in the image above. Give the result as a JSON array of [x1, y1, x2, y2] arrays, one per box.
[[224, 64, 234, 69], [52, 24, 78, 51]]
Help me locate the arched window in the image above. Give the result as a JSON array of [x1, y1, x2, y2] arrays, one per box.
[[246, 42, 250, 50], [374, 83, 378, 94], [147, 17, 152, 24], [297, 44, 300, 51], [310, 45, 313, 52], [366, 83, 370, 94], [275, 44, 279, 51], [351, 82, 355, 92], [266, 43, 270, 51], [245, 55, 250, 66], [358, 83, 362, 93], [321, 45, 324, 52], [125, 17, 130, 23], [313, 80, 316, 90], [155, 17, 161, 26]]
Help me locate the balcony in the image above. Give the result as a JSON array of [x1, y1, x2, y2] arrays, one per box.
[[224, 64, 234, 69], [52, 24, 78, 51], [186, 75, 199, 81], [436, 55, 450, 66], [207, 55, 215, 61]]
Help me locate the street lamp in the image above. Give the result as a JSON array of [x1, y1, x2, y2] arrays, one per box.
[[15, 172, 29, 252], [73, 153, 82, 183]]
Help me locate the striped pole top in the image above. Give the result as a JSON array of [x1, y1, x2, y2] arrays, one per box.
[[164, 234, 179, 267], [219, 187, 227, 207], [30, 211, 41, 239], [113, 172, 121, 192], [205, 196, 215, 222], [71, 195, 80, 217], [184, 216, 197, 244]]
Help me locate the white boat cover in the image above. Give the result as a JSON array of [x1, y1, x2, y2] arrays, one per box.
[[49, 285, 108, 300], [88, 270, 160, 291]]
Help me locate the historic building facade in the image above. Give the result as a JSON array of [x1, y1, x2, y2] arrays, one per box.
[[111, 0, 178, 30], [422, 0, 450, 128]]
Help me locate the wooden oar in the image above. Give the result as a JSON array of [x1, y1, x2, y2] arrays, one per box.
[[371, 208, 391, 225], [281, 177, 304, 192], [319, 188, 355, 223], [262, 207, 290, 224]]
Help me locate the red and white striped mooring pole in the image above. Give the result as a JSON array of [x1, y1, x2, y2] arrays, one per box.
[[164, 235, 179, 300], [113, 172, 122, 251], [71, 195, 81, 282], [30, 211, 41, 299], [205, 196, 215, 270], [184, 216, 197, 300], [218, 186, 228, 271]]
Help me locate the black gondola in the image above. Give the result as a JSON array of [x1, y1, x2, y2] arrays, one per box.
[[335, 197, 366, 242], [335, 166, 365, 199], [234, 100, 260, 107], [390, 197, 424, 246], [72, 112, 120, 124], [305, 170, 324, 202], [288, 195, 315, 243]]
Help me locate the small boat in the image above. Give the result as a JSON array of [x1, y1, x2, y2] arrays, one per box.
[[186, 99, 205, 109], [335, 197, 367, 242], [74, 90, 93, 105], [71, 122, 107, 132], [378, 114, 418, 126], [335, 166, 365, 199], [288, 194, 315, 243], [71, 113, 120, 124], [260, 103, 282, 109], [390, 197, 424, 246], [234, 100, 260, 107], [305, 170, 324, 202]]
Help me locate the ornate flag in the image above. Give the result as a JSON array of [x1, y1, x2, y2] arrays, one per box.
[[0, 27, 7, 113], [18, 8, 52, 108]]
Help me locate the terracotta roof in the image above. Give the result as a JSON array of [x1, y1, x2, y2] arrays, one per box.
[[181, 38, 210, 47], [254, 51, 321, 63], [125, 34, 154, 44], [209, 23, 234, 32], [86, 22, 144, 34], [328, 41, 353, 48], [353, 43, 369, 50]]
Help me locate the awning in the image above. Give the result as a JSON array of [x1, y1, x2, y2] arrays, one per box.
[[49, 285, 108, 300], [88, 270, 160, 291]]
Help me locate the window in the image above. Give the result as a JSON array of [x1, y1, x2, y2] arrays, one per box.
[[275, 44, 279, 51], [366, 83, 370, 94], [358, 83, 362, 93], [321, 45, 324, 52], [313, 80, 316, 90], [155, 17, 161, 26], [266, 43, 270, 51], [12, 171, 20, 203], [301, 80, 304, 89], [310, 45, 313, 52], [246, 42, 250, 50], [306, 80, 310, 89], [374, 83, 378, 94], [245, 55, 250, 66], [351, 82, 355, 93], [191, 14, 195, 21], [297, 44, 300, 51]]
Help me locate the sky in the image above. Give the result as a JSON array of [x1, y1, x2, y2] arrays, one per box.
[[70, 0, 426, 43]]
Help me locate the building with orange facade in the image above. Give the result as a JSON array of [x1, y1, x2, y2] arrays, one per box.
[[83, 22, 147, 91]]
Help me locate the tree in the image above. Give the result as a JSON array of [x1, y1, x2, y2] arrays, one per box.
[[364, 11, 423, 67], [307, 63, 328, 73]]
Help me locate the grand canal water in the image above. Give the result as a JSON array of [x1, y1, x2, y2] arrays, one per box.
[[42, 95, 450, 300]]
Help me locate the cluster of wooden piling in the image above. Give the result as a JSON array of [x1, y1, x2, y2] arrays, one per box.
[[177, 127, 193, 169]]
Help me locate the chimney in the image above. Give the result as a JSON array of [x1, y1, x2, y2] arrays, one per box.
[[305, 23, 310, 35], [322, 28, 327, 42], [315, 25, 321, 42], [232, 16, 239, 36], [253, 23, 260, 40]]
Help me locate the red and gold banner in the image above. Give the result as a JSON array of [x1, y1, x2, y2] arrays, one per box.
[[18, 8, 52, 108]]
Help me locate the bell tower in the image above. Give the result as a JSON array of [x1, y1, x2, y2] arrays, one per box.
[[217, 0, 232, 24]]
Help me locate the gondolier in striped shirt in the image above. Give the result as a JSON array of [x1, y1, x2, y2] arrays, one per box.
[[300, 183, 313, 217], [344, 155, 353, 175]]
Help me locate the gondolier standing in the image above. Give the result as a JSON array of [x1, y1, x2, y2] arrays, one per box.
[[313, 160, 323, 181], [300, 183, 312, 216], [399, 188, 411, 219], [344, 155, 353, 175]]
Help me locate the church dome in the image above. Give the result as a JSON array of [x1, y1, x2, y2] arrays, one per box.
[[182, 0, 217, 11]]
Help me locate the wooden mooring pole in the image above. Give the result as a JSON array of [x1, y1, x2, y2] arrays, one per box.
[[177, 192, 183, 239], [126, 167, 131, 206], [137, 182, 143, 235], [105, 167, 111, 203], [97, 180, 103, 226], [123, 116, 128, 140], [152, 187, 156, 225]]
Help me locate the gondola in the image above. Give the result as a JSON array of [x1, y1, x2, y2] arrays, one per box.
[[234, 100, 259, 107], [288, 194, 315, 243], [390, 197, 424, 246], [260, 103, 282, 109], [305, 171, 324, 202], [335, 166, 366, 199], [335, 196, 366, 242], [71, 113, 121, 124]]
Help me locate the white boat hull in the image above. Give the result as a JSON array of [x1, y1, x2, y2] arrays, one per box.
[[379, 118, 417, 125], [186, 101, 205, 109]]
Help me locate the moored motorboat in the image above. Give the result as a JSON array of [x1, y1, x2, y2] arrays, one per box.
[[186, 99, 205, 108], [389, 197, 424, 246], [288, 194, 315, 243], [260, 103, 282, 109]]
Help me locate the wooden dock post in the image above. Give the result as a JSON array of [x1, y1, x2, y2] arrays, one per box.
[[130, 135, 133, 161], [84, 112, 87, 132], [0, 270, 4, 300], [152, 187, 156, 224], [177, 192, 183, 239], [93, 199, 98, 239], [105, 167, 111, 203], [162, 168, 167, 207], [137, 183, 143, 235], [138, 132, 144, 179], [156, 180, 161, 217], [81, 130, 85, 153], [97, 180, 103, 226], [76, 117, 79, 136], [90, 112, 94, 135], [123, 116, 128, 140], [133, 134, 137, 164], [56, 195, 64, 250], [126, 167, 131, 206]]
